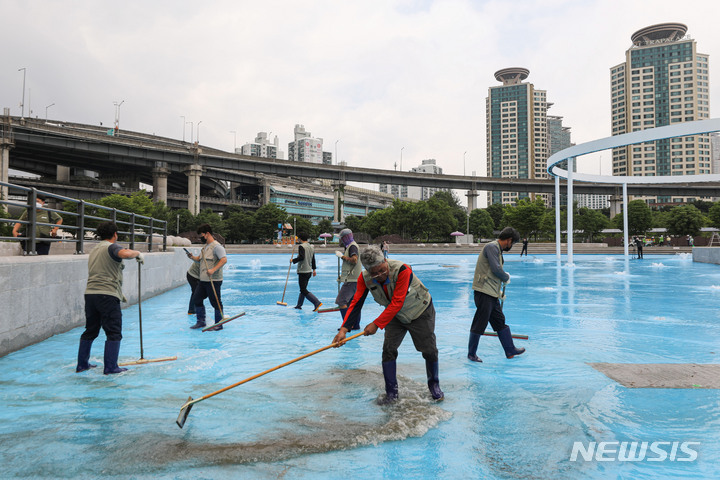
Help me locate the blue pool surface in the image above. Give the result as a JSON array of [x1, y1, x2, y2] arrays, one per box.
[[1, 253, 719, 479]]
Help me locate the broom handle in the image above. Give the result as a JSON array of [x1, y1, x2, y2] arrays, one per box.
[[279, 240, 295, 303], [138, 261, 144, 360], [202, 248, 225, 319], [186, 331, 365, 406]]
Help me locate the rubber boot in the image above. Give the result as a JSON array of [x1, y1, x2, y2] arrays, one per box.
[[467, 332, 482, 362], [498, 327, 525, 359], [103, 341, 128, 374], [294, 293, 304, 309], [306, 292, 322, 312], [425, 360, 444, 401], [190, 305, 206, 329], [378, 361, 399, 405], [76, 339, 97, 372]]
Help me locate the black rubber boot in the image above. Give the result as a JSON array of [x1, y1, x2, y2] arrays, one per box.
[[498, 327, 525, 359], [103, 341, 128, 374], [190, 305, 206, 329], [305, 292, 322, 311], [425, 360, 444, 401], [467, 332, 482, 362], [76, 339, 97, 372], [378, 361, 399, 405], [294, 293, 304, 309]]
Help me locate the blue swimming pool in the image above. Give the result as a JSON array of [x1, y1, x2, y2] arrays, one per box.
[[1, 253, 719, 479]]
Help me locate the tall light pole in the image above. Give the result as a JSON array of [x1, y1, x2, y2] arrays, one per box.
[[400, 146, 404, 171], [18, 68, 26, 118], [463, 151, 467, 176], [45, 103, 55, 123], [113, 100, 124, 133], [180, 116, 186, 141], [196, 121, 203, 144], [335, 139, 339, 165]]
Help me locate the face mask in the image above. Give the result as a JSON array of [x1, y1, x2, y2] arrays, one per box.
[[503, 243, 513, 252], [200, 236, 207, 244]]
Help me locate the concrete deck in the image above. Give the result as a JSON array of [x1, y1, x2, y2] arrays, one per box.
[[590, 363, 720, 389]]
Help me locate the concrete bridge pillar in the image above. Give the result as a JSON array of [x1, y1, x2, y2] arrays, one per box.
[[609, 195, 623, 218], [332, 182, 345, 223], [56, 166, 70, 183], [465, 189, 479, 212], [152, 164, 171, 204], [0, 146, 9, 201], [184, 164, 203, 215]]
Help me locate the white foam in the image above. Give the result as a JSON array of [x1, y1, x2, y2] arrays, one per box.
[[710, 285, 720, 290], [249, 259, 261, 268], [650, 262, 665, 268], [533, 258, 544, 264]]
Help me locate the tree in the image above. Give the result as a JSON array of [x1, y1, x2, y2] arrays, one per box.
[[501, 198, 546, 238], [316, 218, 333, 237], [224, 205, 254, 243], [252, 203, 287, 242], [468, 209, 495, 240], [386, 200, 416, 239], [287, 215, 315, 239], [574, 207, 609, 243], [343, 215, 364, 235], [485, 203, 505, 230], [361, 208, 391, 239], [429, 191, 466, 229], [665, 204, 705, 237], [195, 208, 225, 238], [708, 202, 720, 229], [612, 199, 652, 235]]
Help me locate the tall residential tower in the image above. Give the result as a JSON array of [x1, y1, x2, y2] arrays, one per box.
[[610, 23, 711, 203], [486, 68, 549, 205]]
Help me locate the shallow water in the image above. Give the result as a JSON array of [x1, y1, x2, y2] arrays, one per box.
[[1, 253, 719, 479]]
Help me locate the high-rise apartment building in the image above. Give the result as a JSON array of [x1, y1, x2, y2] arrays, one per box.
[[287, 124, 327, 164], [486, 68, 549, 205], [237, 132, 284, 159], [610, 23, 711, 203], [379, 159, 445, 201]]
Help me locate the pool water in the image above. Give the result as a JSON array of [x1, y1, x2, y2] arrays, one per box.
[[1, 253, 719, 479]]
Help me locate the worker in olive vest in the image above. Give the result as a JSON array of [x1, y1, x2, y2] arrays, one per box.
[[12, 194, 63, 255], [76, 221, 145, 374], [292, 231, 322, 311], [188, 224, 227, 331], [468, 226, 525, 362], [333, 245, 443, 403], [335, 228, 362, 329]]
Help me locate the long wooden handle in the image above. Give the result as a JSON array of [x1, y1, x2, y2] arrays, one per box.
[[202, 252, 224, 319], [183, 331, 365, 408]]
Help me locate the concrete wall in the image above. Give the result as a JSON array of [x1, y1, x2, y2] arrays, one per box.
[[0, 248, 188, 357], [693, 247, 720, 265]]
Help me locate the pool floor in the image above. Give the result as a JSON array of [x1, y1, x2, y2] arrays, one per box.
[[1, 253, 719, 479]]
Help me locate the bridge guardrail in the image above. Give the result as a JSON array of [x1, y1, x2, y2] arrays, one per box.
[[0, 180, 167, 255]]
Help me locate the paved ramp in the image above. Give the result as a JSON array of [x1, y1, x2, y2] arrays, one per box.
[[590, 363, 720, 389]]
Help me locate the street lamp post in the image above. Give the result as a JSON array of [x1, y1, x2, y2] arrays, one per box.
[[196, 121, 203, 144], [335, 139, 339, 165], [113, 100, 124, 133], [45, 103, 55, 124], [463, 151, 467, 176], [18, 68, 26, 118], [400, 146, 404, 171]]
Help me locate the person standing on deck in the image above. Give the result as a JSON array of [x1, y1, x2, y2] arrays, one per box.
[[335, 228, 362, 330], [292, 231, 322, 311], [188, 224, 227, 331]]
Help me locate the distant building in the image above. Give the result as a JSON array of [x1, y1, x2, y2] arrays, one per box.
[[486, 68, 549, 205], [576, 193, 610, 210], [610, 22, 712, 204], [237, 132, 284, 159], [287, 124, 328, 164], [380, 159, 444, 201], [711, 132, 720, 175]]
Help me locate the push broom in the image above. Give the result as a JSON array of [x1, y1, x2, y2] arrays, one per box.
[[176, 331, 365, 428], [119, 261, 178, 367], [200, 254, 244, 331], [482, 283, 528, 340], [276, 235, 296, 306]]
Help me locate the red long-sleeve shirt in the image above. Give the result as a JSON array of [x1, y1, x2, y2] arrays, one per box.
[[341, 264, 412, 330]]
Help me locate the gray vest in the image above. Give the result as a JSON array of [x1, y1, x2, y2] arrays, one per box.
[[85, 240, 125, 300], [472, 240, 504, 298], [296, 243, 314, 274], [199, 241, 224, 282], [339, 241, 362, 283], [361, 259, 431, 324]]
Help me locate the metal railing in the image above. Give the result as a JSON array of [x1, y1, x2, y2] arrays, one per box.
[[0, 180, 167, 255]]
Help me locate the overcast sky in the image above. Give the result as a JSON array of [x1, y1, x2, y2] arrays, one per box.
[[1, 0, 718, 198]]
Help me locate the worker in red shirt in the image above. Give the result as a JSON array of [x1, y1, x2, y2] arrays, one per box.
[[333, 245, 443, 403]]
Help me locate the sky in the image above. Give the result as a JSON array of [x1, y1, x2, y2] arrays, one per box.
[[1, 0, 718, 204]]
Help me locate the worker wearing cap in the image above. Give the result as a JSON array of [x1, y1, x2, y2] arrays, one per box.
[[335, 228, 362, 330]]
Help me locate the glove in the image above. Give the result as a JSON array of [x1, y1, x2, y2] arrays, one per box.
[[504, 275, 510, 285], [136, 252, 145, 264], [335, 251, 343, 258]]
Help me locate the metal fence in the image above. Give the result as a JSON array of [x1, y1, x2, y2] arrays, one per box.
[[0, 180, 167, 255]]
